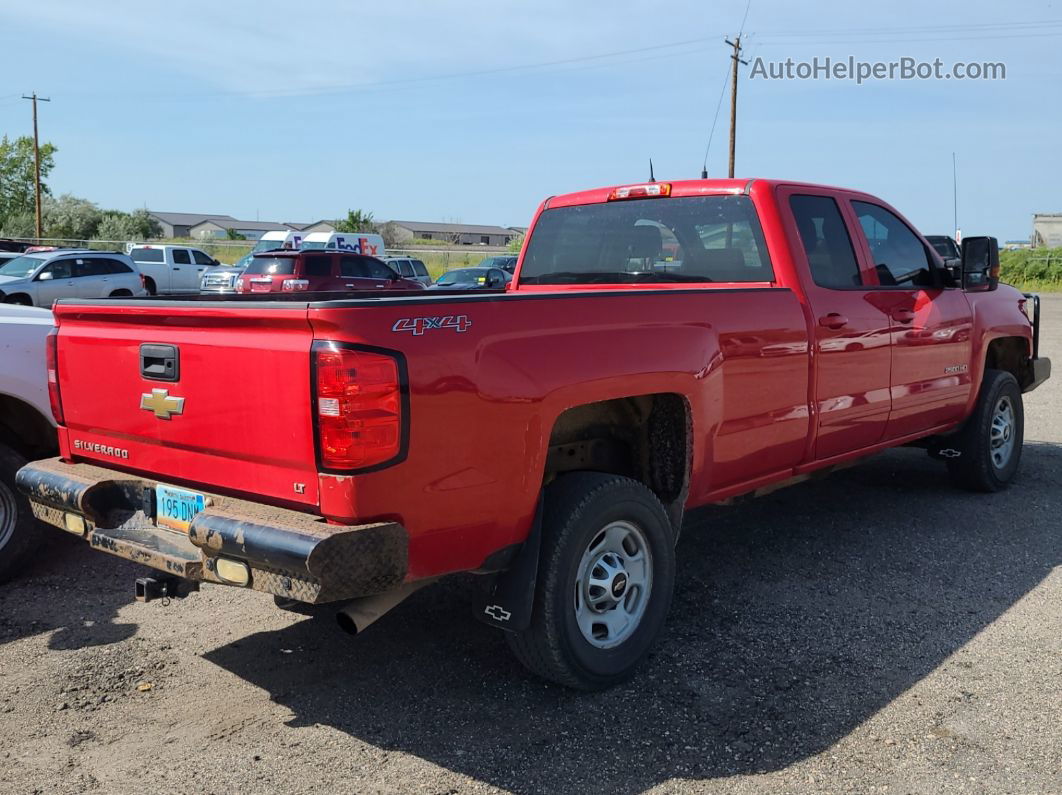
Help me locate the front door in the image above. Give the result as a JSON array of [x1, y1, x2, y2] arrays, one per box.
[[849, 200, 974, 438], [783, 190, 893, 460], [33, 259, 79, 307]]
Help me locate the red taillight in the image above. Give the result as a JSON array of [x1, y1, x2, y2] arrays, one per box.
[[313, 343, 405, 471], [607, 182, 671, 201], [46, 328, 64, 424]]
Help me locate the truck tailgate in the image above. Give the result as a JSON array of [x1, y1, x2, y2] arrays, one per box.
[[53, 302, 320, 507]]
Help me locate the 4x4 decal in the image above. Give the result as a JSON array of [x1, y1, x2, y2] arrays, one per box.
[[392, 315, 472, 336]]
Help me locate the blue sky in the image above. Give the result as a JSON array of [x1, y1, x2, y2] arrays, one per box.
[[2, 0, 1060, 239]]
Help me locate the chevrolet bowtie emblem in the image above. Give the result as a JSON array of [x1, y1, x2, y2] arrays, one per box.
[[140, 388, 185, 420]]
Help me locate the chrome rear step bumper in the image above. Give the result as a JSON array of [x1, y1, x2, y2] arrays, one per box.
[[16, 458, 407, 605]]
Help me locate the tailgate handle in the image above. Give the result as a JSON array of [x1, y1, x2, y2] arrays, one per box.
[[140, 343, 180, 382]]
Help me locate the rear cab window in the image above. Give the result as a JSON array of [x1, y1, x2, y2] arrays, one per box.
[[130, 248, 164, 263], [520, 195, 773, 285]]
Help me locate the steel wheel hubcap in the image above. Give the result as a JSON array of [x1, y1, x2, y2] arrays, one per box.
[[990, 395, 1016, 469], [574, 520, 652, 649], [0, 480, 17, 551]]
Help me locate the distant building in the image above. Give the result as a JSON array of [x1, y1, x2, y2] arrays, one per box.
[[1032, 214, 1062, 248], [148, 211, 237, 238], [386, 221, 518, 246], [189, 219, 292, 241], [292, 220, 337, 235], [1003, 239, 1032, 250]]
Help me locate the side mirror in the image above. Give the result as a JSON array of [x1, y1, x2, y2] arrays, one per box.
[[212, 258, 221, 266], [960, 236, 999, 292], [37, 270, 53, 281]]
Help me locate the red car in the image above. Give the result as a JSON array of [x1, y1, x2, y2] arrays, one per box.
[[17, 178, 1050, 690], [234, 251, 425, 294]]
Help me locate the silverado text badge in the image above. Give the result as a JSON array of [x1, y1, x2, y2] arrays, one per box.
[[140, 388, 185, 420]]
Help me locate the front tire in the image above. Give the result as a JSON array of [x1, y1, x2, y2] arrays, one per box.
[[506, 473, 676, 690], [947, 369, 1024, 492], [0, 444, 43, 584]]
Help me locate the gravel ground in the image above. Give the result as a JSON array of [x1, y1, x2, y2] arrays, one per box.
[[1, 297, 1059, 795]]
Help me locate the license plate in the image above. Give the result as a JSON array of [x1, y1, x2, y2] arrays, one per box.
[[155, 485, 205, 533]]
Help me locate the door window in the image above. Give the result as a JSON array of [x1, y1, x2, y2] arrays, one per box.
[[191, 250, 214, 266], [851, 202, 935, 287], [412, 260, 429, 278], [788, 195, 862, 288], [395, 260, 414, 277], [40, 260, 74, 280], [75, 258, 110, 277], [172, 249, 192, 265], [340, 256, 369, 278]]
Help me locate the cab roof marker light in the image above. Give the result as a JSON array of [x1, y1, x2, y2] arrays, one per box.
[[607, 183, 672, 201]]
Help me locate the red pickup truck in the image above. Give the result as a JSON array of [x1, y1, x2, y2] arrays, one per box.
[[16, 178, 1049, 690]]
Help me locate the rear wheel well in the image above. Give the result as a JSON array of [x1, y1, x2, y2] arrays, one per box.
[[2, 293, 33, 306], [109, 289, 132, 297], [0, 395, 57, 460], [143, 276, 157, 295], [985, 336, 1033, 390], [545, 394, 690, 528]]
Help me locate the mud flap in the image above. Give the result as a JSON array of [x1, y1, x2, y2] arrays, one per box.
[[477, 496, 543, 632]]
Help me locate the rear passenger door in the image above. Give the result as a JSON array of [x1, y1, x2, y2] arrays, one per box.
[[781, 188, 893, 460], [339, 255, 380, 291], [73, 257, 112, 297], [849, 201, 974, 438]]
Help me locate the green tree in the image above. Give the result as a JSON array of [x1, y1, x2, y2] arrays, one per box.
[[43, 194, 103, 241], [334, 209, 377, 233], [93, 209, 163, 243], [0, 135, 57, 223], [225, 227, 246, 240]]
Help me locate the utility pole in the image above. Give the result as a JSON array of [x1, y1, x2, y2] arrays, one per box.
[[952, 152, 958, 240], [725, 36, 748, 179], [21, 92, 51, 241]]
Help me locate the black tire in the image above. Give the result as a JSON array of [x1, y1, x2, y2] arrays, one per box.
[[143, 277, 157, 295], [947, 369, 1024, 492], [3, 295, 32, 306], [506, 473, 676, 690], [109, 289, 132, 297], [0, 444, 43, 584]]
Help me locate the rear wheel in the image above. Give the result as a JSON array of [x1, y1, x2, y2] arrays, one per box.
[[0, 444, 43, 584], [947, 369, 1024, 492], [143, 277, 157, 295], [506, 473, 676, 690], [2, 294, 32, 306]]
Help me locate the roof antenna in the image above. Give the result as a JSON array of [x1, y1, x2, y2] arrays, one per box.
[[648, 159, 656, 183], [701, 165, 708, 179]]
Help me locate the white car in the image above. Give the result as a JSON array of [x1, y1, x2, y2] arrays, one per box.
[[300, 231, 385, 256], [0, 304, 56, 582], [129, 244, 221, 295], [0, 250, 147, 307]]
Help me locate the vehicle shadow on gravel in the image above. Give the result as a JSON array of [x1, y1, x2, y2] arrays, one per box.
[[0, 531, 139, 650], [203, 444, 1062, 793]]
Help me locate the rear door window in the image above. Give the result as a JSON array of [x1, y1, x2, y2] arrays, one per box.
[[395, 260, 414, 277], [788, 195, 863, 288], [412, 260, 429, 277], [172, 249, 192, 265], [340, 256, 369, 278]]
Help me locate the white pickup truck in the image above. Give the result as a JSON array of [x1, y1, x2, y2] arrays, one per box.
[[129, 245, 222, 295], [0, 305, 56, 581]]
